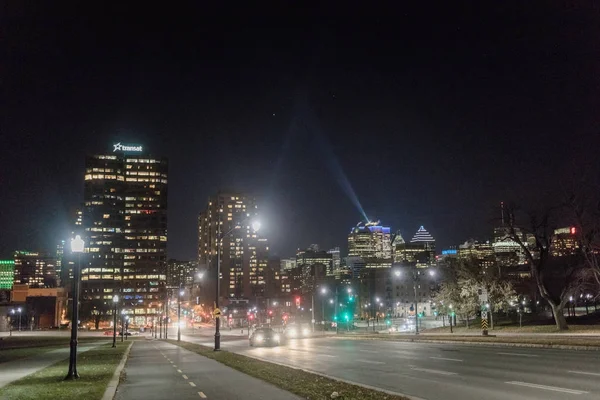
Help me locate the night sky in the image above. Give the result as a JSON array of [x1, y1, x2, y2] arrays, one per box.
[[2, 3, 600, 260]]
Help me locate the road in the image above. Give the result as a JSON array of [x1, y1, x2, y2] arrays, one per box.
[[180, 327, 600, 400]]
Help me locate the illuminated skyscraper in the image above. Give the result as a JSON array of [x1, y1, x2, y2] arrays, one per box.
[[393, 226, 436, 267], [348, 220, 392, 268], [13, 251, 57, 288], [198, 192, 266, 303], [0, 260, 15, 290], [82, 144, 168, 325]]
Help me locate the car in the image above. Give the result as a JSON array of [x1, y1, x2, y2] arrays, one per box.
[[284, 324, 311, 338], [249, 328, 281, 347]]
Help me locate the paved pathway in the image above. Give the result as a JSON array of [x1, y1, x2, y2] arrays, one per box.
[[0, 343, 102, 388], [115, 340, 301, 400]]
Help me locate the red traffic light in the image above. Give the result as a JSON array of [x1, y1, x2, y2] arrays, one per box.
[[268, 310, 273, 315], [571, 227, 577, 235]]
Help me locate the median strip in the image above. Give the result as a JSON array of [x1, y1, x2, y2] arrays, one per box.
[[168, 340, 413, 400]]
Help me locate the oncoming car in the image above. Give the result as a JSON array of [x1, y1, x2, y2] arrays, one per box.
[[284, 324, 311, 338], [249, 328, 281, 347]]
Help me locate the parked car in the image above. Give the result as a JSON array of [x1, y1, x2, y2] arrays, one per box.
[[249, 328, 281, 347]]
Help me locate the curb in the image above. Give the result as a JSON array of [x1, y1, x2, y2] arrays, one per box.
[[101, 342, 133, 400], [332, 336, 600, 351]]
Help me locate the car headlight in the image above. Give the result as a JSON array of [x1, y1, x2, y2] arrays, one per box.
[[288, 329, 297, 337], [302, 328, 310, 336], [256, 335, 263, 341], [274, 334, 280, 342]]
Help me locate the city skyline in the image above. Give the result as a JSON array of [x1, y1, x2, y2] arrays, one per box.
[[2, 4, 599, 261]]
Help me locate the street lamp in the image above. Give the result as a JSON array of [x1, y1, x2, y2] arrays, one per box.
[[11, 308, 22, 332], [320, 287, 327, 326], [121, 309, 126, 342], [112, 295, 119, 348], [65, 234, 84, 380], [178, 289, 184, 342], [215, 216, 260, 351], [394, 270, 401, 277]]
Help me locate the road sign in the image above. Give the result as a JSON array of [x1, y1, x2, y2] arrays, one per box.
[[331, 322, 337, 328], [478, 287, 488, 303], [213, 308, 222, 317]]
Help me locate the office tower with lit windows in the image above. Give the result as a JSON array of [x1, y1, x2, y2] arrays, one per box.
[[551, 227, 579, 257], [393, 226, 436, 267], [82, 145, 168, 326], [198, 192, 266, 303], [348, 220, 392, 268], [327, 247, 341, 275], [0, 260, 15, 290], [13, 251, 57, 288]]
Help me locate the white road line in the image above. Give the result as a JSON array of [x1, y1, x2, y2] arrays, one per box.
[[177, 369, 182, 373], [356, 359, 385, 365], [497, 352, 539, 358], [506, 381, 588, 395], [169, 361, 173, 363], [189, 382, 197, 387], [569, 370, 600, 377], [198, 392, 207, 398], [430, 357, 463, 362], [411, 367, 457, 376], [359, 349, 378, 353], [317, 354, 337, 358], [182, 375, 188, 379], [172, 365, 177, 368]]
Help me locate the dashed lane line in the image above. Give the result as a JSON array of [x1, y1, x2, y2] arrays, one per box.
[[189, 382, 197, 387], [430, 357, 463, 362], [198, 392, 207, 398], [505, 381, 588, 395]]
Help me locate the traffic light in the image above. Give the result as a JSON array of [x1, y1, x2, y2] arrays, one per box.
[[268, 310, 273, 316], [333, 315, 337, 321], [344, 313, 349, 321], [348, 295, 354, 302]]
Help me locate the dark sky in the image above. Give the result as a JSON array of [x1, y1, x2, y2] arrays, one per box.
[[2, 3, 600, 260]]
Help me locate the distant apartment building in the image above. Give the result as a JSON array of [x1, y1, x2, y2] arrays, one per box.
[[198, 192, 267, 303], [296, 246, 331, 293], [167, 260, 198, 288], [327, 247, 341, 275], [458, 239, 495, 268], [280, 258, 296, 272]]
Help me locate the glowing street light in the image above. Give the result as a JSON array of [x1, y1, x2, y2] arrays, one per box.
[[394, 270, 401, 277]]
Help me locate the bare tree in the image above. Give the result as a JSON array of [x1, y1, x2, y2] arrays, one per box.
[[504, 205, 582, 330]]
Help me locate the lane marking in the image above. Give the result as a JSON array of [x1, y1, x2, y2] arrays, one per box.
[[316, 354, 337, 358], [497, 352, 539, 358], [359, 349, 378, 353], [177, 369, 182, 373], [172, 365, 177, 368], [411, 367, 457, 376], [356, 359, 385, 365], [189, 382, 197, 387], [182, 375, 188, 379], [169, 361, 173, 364], [198, 392, 207, 398], [505, 381, 588, 394], [568, 370, 600, 377], [430, 357, 463, 362]]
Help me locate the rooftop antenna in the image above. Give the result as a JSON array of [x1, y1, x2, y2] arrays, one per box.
[[500, 201, 505, 225]]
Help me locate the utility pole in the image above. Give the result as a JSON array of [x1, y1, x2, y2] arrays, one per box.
[[311, 294, 315, 333], [413, 269, 419, 334], [334, 286, 339, 334]]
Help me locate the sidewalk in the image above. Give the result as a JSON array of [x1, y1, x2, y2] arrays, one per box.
[[115, 340, 301, 400], [0, 343, 102, 388]]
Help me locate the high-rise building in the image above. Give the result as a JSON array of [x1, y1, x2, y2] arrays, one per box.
[[167, 260, 198, 289], [13, 251, 57, 288], [0, 260, 15, 290], [296, 246, 331, 292], [551, 227, 579, 257], [82, 144, 168, 325], [348, 221, 392, 268], [327, 247, 341, 275], [458, 239, 495, 268], [280, 258, 296, 272], [393, 226, 436, 268], [198, 192, 266, 303]]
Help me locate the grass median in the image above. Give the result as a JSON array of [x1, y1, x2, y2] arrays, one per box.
[[168, 339, 410, 400], [0, 342, 130, 400]]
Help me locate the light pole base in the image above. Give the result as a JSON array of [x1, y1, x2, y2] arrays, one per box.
[[64, 370, 80, 380]]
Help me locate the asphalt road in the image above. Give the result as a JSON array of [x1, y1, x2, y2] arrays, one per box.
[[181, 328, 600, 400]]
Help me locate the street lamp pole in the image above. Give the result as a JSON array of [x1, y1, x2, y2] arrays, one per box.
[[17, 308, 22, 331], [112, 295, 119, 348], [65, 235, 84, 380], [178, 289, 184, 342], [121, 310, 125, 342]]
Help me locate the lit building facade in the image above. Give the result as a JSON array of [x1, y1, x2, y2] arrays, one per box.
[[82, 145, 168, 326], [0, 260, 15, 290], [327, 247, 341, 275], [393, 226, 436, 268], [198, 192, 267, 303], [296, 246, 331, 292], [280, 258, 296, 272], [13, 251, 57, 288], [458, 239, 495, 268], [348, 221, 392, 268], [167, 260, 198, 289], [551, 227, 579, 257]]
